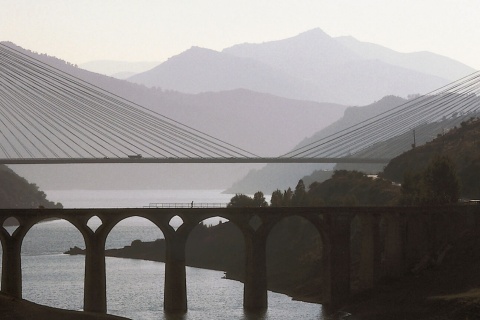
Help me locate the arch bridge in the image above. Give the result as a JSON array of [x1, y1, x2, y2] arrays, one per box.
[[1, 206, 479, 315]]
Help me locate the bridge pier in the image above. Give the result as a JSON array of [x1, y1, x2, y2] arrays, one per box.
[[322, 213, 351, 310], [243, 231, 268, 311], [1, 235, 23, 298], [164, 235, 187, 313], [84, 234, 107, 313], [383, 213, 405, 278], [357, 214, 381, 290]]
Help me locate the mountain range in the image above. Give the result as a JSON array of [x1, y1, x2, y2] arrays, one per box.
[[128, 29, 474, 106]]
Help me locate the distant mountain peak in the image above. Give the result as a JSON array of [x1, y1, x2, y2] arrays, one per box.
[[166, 46, 222, 62], [294, 27, 332, 39], [186, 45, 214, 52]]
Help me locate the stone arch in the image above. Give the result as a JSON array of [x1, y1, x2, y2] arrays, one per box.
[[184, 214, 245, 308], [20, 216, 87, 310], [101, 214, 167, 248], [264, 213, 326, 304], [103, 215, 165, 316]]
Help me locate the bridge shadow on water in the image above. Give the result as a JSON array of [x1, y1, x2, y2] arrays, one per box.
[[161, 309, 268, 320], [162, 308, 344, 320]]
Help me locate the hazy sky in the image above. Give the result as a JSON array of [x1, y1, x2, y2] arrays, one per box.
[[1, 0, 479, 69]]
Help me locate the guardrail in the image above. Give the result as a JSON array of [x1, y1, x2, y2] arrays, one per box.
[[145, 203, 228, 208]]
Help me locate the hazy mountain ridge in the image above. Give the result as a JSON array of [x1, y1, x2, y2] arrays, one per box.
[[335, 36, 475, 81], [1, 42, 345, 190], [126, 28, 469, 106], [223, 29, 452, 105], [128, 46, 321, 101], [79, 60, 160, 79]]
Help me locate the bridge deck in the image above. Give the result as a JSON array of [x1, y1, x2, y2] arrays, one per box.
[[0, 157, 390, 164]]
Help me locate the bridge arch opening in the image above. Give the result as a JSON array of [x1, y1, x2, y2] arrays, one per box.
[[2, 217, 19, 235], [266, 215, 324, 304], [185, 216, 245, 311], [104, 216, 165, 319], [21, 218, 86, 311]]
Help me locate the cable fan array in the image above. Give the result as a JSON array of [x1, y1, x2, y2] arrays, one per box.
[[1, 42, 480, 163], [0, 43, 257, 160], [282, 72, 480, 160]]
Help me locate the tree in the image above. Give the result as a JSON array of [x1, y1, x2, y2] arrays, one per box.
[[400, 171, 425, 205], [423, 155, 460, 204], [227, 194, 254, 207], [252, 191, 268, 207], [282, 188, 293, 206], [400, 155, 460, 205], [292, 179, 308, 206], [270, 189, 283, 207], [227, 192, 268, 207]]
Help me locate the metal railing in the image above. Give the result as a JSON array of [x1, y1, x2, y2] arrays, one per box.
[[145, 202, 228, 208]]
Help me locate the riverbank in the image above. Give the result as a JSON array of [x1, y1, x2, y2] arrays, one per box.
[[0, 292, 130, 320], [342, 229, 480, 319]]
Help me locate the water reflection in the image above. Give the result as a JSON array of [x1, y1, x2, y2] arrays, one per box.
[[163, 312, 187, 320], [162, 309, 268, 320], [241, 309, 268, 320]]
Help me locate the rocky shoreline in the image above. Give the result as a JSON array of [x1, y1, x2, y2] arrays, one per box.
[[0, 292, 128, 320]]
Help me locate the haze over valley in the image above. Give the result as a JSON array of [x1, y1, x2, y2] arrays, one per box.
[[1, 27, 477, 192]]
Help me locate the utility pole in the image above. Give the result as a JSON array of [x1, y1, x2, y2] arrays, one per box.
[[412, 129, 416, 149]]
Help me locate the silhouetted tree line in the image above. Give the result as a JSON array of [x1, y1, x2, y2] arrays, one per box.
[[229, 154, 464, 208], [228, 170, 402, 207]]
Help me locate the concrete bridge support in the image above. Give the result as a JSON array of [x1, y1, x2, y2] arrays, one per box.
[[84, 233, 107, 313], [164, 234, 188, 313], [356, 214, 381, 290], [1, 235, 23, 298], [383, 213, 405, 278], [322, 213, 351, 310], [243, 230, 268, 311]]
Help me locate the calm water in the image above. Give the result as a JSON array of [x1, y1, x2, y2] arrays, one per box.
[[0, 190, 328, 320]]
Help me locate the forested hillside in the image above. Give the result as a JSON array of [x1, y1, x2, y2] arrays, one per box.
[[383, 117, 480, 199], [0, 164, 62, 209]]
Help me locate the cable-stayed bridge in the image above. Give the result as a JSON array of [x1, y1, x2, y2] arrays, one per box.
[[0, 43, 480, 165]]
